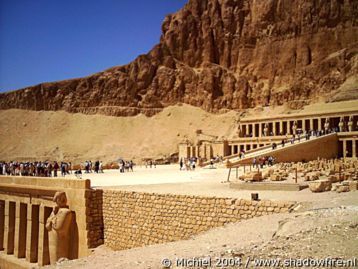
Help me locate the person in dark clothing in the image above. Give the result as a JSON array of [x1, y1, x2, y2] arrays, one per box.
[[53, 161, 59, 177]]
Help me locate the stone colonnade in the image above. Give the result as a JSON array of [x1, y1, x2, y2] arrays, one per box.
[[0, 178, 92, 268], [341, 138, 358, 159], [239, 114, 358, 138], [0, 196, 54, 266]]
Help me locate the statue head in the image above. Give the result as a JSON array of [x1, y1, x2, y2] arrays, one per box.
[[53, 192, 67, 208]]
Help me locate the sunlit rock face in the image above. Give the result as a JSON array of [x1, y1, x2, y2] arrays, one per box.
[[1, 0, 357, 116]]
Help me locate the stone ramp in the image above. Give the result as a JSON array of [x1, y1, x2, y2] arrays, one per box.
[[227, 133, 338, 168]]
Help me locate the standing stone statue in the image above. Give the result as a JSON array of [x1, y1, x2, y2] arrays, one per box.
[[338, 117, 344, 132], [324, 118, 330, 133], [292, 121, 298, 135], [263, 123, 269, 136], [46, 192, 73, 264], [348, 116, 353, 132]]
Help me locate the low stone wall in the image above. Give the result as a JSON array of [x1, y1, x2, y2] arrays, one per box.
[[100, 190, 295, 250], [86, 189, 104, 248]]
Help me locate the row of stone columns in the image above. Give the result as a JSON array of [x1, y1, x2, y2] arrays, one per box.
[[229, 143, 271, 154], [0, 200, 52, 266], [241, 116, 357, 138], [342, 139, 357, 158]]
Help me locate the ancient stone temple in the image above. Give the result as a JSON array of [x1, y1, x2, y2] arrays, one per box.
[[179, 109, 358, 163]]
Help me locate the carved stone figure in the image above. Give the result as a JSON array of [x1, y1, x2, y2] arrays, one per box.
[[324, 118, 330, 132], [292, 121, 298, 135], [338, 117, 344, 132], [263, 123, 269, 136], [46, 192, 73, 264], [348, 116, 353, 132]]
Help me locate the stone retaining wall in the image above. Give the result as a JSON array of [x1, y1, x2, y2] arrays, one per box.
[[86, 189, 104, 248], [99, 190, 295, 250]]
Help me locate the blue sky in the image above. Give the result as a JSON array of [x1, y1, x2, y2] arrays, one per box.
[[0, 0, 187, 92]]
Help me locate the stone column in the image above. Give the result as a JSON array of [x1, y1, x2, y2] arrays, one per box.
[[0, 200, 5, 251], [251, 124, 255, 137], [343, 140, 347, 158], [317, 118, 322, 131], [26, 204, 39, 263], [245, 124, 249, 136], [273, 122, 277, 136], [353, 140, 357, 159], [279, 121, 283, 135], [14, 202, 27, 258], [38, 205, 51, 266], [286, 121, 291, 135], [309, 118, 313, 131], [302, 119, 306, 132], [259, 123, 262, 137], [4, 200, 15, 255]]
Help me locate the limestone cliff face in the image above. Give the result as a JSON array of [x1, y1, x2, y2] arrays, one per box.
[[1, 0, 357, 116]]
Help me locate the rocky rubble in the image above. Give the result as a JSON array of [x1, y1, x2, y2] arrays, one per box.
[[1, 0, 357, 116], [237, 158, 358, 193]]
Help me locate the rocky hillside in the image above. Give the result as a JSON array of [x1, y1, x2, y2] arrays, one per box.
[[1, 0, 357, 116]]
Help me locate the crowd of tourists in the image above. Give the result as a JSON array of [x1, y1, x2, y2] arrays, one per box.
[[83, 160, 104, 173], [119, 159, 134, 172], [0, 160, 108, 178], [0, 161, 72, 177], [144, 160, 156, 169], [252, 156, 275, 168], [179, 157, 197, 170]]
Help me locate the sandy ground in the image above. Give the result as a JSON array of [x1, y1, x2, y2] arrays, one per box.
[[0, 104, 238, 164], [1, 100, 358, 165], [41, 165, 358, 269], [62, 165, 357, 207]]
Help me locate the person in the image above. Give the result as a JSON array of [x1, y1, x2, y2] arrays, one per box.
[[68, 162, 72, 174], [179, 158, 184, 170], [54, 161, 59, 177], [129, 160, 134, 172], [99, 161, 103, 173], [94, 160, 99, 173], [191, 159, 196, 170], [60, 162, 66, 177], [281, 139, 285, 147], [252, 157, 257, 168]]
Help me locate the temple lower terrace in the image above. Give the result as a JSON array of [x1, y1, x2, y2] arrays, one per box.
[[0, 158, 357, 268]]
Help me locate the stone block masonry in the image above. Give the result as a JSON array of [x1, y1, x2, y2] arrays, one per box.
[[100, 190, 295, 250]]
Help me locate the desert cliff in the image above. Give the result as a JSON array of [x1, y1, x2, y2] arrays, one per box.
[[1, 0, 357, 116]]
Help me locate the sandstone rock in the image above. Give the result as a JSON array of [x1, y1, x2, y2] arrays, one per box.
[[305, 172, 320, 181], [336, 185, 350, 193], [328, 175, 340, 183], [270, 174, 286, 181], [0, 0, 357, 116], [239, 171, 263, 182], [308, 180, 332, 193], [349, 181, 358, 191]]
